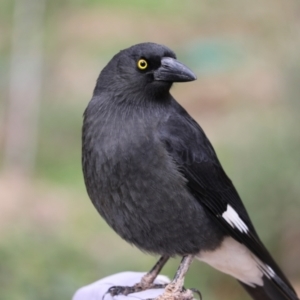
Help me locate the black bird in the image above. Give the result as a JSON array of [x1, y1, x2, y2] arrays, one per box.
[[82, 42, 299, 300]]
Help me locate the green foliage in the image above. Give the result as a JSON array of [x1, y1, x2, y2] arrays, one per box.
[[35, 102, 85, 187], [0, 232, 101, 300]]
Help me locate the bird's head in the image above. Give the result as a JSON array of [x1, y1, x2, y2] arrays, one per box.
[[94, 43, 197, 99]]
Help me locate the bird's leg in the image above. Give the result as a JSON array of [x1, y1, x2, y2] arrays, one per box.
[[140, 255, 170, 288], [154, 255, 199, 300], [106, 256, 169, 297]]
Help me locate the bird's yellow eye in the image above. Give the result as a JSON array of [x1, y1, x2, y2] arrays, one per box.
[[137, 59, 148, 70]]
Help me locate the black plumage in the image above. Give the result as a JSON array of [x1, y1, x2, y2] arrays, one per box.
[[82, 42, 299, 300]]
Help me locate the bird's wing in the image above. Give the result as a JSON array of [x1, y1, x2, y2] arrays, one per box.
[[158, 102, 298, 300]]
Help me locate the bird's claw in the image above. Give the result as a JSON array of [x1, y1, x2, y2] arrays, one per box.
[[104, 285, 135, 298], [178, 286, 202, 300], [149, 285, 202, 300], [104, 283, 168, 299], [189, 288, 202, 300]]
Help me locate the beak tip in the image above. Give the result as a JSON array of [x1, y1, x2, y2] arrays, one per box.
[[182, 71, 197, 82]]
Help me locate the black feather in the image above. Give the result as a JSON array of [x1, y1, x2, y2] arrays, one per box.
[[158, 100, 298, 300]]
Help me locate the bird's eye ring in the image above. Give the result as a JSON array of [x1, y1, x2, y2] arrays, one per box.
[[137, 59, 148, 70]]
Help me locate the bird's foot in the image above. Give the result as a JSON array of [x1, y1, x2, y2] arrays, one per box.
[[151, 283, 202, 300], [105, 282, 167, 298]]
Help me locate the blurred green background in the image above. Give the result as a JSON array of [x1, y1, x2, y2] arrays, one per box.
[[0, 0, 300, 299]]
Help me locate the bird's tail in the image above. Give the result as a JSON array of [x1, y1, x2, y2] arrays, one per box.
[[239, 274, 299, 300]]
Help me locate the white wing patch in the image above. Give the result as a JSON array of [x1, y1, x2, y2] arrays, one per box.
[[222, 204, 249, 233], [197, 237, 263, 287], [266, 266, 276, 278], [197, 237, 276, 287], [256, 260, 276, 279]]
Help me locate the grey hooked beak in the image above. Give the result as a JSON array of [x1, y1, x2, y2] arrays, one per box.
[[154, 57, 197, 82]]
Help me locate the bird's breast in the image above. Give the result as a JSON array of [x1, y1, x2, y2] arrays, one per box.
[[82, 108, 224, 255]]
